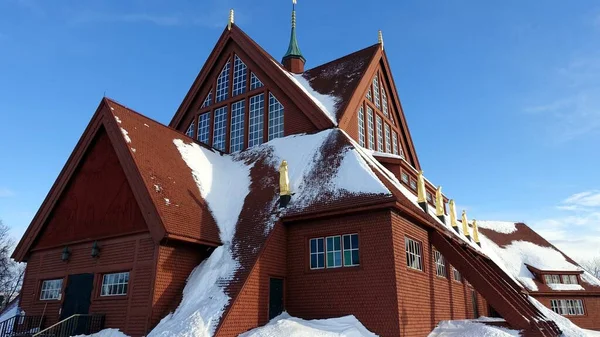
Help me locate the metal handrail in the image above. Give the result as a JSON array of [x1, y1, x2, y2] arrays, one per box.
[[32, 314, 104, 337]]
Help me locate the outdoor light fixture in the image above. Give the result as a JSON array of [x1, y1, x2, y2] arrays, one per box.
[[61, 246, 71, 262], [91, 241, 100, 258]]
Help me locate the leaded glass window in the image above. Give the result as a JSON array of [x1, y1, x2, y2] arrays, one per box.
[[434, 250, 447, 278], [250, 72, 264, 90], [310, 238, 325, 270], [185, 121, 195, 138], [392, 131, 399, 155], [326, 236, 342, 268], [101, 272, 129, 296], [268, 93, 284, 141], [373, 76, 381, 109], [384, 124, 391, 153], [232, 55, 247, 96], [358, 106, 365, 147], [382, 87, 389, 118], [249, 93, 264, 147], [405, 237, 423, 271], [197, 112, 210, 144], [230, 100, 245, 152], [367, 107, 374, 150], [212, 106, 228, 151], [343, 234, 359, 266], [201, 91, 212, 108], [376, 115, 383, 152], [366, 87, 372, 101], [216, 60, 230, 103]]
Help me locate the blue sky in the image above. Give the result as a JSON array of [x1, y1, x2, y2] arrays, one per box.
[[0, 0, 599, 262]]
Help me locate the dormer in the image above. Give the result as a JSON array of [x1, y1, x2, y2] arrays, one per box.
[[526, 264, 584, 290]]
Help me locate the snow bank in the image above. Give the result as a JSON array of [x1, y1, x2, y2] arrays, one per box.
[[547, 283, 585, 291], [73, 329, 128, 337], [147, 140, 253, 337], [528, 296, 591, 337], [239, 313, 378, 337], [477, 221, 518, 234], [428, 320, 520, 337]]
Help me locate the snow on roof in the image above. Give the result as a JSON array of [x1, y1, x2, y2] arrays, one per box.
[[546, 283, 585, 291], [528, 296, 591, 337], [239, 312, 378, 337], [120, 127, 131, 143], [477, 221, 517, 234], [428, 320, 520, 337]]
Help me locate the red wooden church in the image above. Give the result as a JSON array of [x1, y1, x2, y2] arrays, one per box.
[[11, 5, 599, 337]]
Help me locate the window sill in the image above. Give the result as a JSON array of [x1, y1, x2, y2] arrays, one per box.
[[94, 295, 129, 301]]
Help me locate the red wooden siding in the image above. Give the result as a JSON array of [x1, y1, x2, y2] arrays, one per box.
[[19, 234, 156, 336], [33, 128, 147, 251]]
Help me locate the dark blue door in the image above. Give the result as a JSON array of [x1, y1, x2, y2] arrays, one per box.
[[268, 278, 284, 320], [61, 274, 94, 320]]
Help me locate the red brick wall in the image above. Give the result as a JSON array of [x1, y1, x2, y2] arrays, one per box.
[[286, 211, 401, 337], [150, 241, 208, 328], [534, 295, 600, 331], [20, 234, 155, 336], [217, 223, 287, 336], [34, 130, 147, 250]]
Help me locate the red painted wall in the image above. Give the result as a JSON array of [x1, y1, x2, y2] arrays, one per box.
[[33, 129, 147, 250]]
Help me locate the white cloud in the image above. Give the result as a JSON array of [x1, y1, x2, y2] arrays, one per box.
[[0, 188, 14, 198], [562, 190, 600, 208]]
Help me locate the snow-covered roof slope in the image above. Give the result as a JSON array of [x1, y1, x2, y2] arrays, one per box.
[[239, 313, 378, 337], [428, 320, 520, 337], [477, 222, 600, 292]]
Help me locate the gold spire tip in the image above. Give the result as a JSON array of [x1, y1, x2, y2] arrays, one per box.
[[378, 30, 384, 50], [228, 9, 234, 30]]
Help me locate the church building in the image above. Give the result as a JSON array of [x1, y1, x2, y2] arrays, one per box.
[[11, 4, 599, 337]]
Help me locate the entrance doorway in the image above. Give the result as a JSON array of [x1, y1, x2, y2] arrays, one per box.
[[268, 278, 284, 320], [61, 273, 94, 320]]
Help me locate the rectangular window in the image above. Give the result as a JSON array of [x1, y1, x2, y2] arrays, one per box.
[[268, 93, 284, 141], [185, 121, 195, 138], [453, 267, 462, 282], [216, 60, 231, 103], [366, 87, 372, 101], [545, 274, 561, 284], [250, 72, 264, 90], [434, 250, 447, 277], [562, 275, 578, 284], [401, 172, 409, 183], [232, 55, 247, 96], [373, 76, 381, 109], [426, 192, 433, 202], [230, 100, 246, 152], [376, 115, 383, 152], [358, 106, 365, 147], [343, 234, 359, 266], [212, 106, 228, 151], [40, 279, 62, 300], [201, 91, 212, 108], [381, 88, 389, 118], [197, 112, 210, 144], [392, 131, 399, 155], [101, 272, 129, 297], [384, 124, 391, 153], [405, 237, 423, 271], [309, 238, 325, 270], [410, 179, 417, 190], [550, 299, 584, 316], [326, 236, 342, 268], [248, 93, 265, 147], [367, 107, 375, 150]]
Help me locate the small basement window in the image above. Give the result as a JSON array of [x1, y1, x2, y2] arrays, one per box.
[[40, 279, 63, 300], [405, 237, 423, 271], [433, 250, 447, 278], [101, 272, 130, 296], [550, 299, 584, 316]]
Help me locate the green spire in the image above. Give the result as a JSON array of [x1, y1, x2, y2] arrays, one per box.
[[283, 1, 305, 62]]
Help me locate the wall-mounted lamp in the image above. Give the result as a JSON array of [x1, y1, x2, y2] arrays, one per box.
[[61, 246, 71, 262], [91, 241, 100, 258]]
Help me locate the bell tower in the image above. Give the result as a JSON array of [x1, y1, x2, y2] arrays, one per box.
[[282, 0, 305, 73]]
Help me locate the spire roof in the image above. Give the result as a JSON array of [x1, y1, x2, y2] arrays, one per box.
[[283, 1, 305, 62]]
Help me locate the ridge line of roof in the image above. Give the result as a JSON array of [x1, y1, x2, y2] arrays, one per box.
[[304, 43, 380, 73]]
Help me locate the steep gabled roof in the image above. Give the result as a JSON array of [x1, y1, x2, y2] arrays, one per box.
[[478, 221, 600, 293]]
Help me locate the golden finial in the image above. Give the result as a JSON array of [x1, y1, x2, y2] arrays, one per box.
[[435, 186, 444, 217], [472, 219, 481, 245], [228, 9, 234, 30], [417, 170, 426, 203], [378, 30, 384, 50], [462, 210, 471, 239], [279, 160, 291, 196], [449, 200, 458, 230]]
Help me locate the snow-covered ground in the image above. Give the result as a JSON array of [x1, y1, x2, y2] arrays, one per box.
[[239, 313, 378, 337], [73, 329, 128, 337], [428, 320, 520, 337]]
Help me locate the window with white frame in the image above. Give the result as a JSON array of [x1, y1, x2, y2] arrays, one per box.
[[550, 299, 584, 316], [309, 238, 325, 269], [358, 106, 365, 147], [232, 55, 247, 96], [248, 93, 264, 147], [197, 112, 210, 144], [545, 274, 579, 285], [366, 87, 372, 101], [373, 76, 381, 109], [40, 279, 62, 300], [212, 106, 228, 151], [410, 179, 417, 190], [405, 237, 423, 271], [230, 100, 245, 152], [201, 91, 212, 108], [343, 234, 359, 266], [401, 172, 409, 183], [376, 115, 383, 152], [453, 267, 462, 282], [185, 121, 195, 138], [101, 272, 130, 296], [268, 93, 284, 141], [384, 124, 391, 153], [367, 107, 375, 150], [381, 88, 389, 118], [326, 236, 342, 268], [426, 192, 433, 202], [250, 72, 264, 90], [392, 131, 399, 155], [433, 250, 447, 277], [562, 275, 578, 284], [216, 61, 230, 103]]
